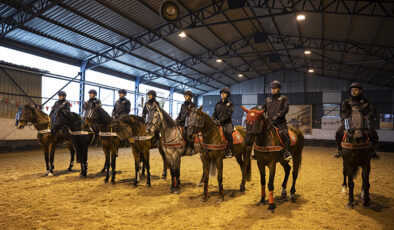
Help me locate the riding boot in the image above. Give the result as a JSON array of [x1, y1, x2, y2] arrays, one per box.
[[283, 139, 292, 162], [225, 148, 233, 159]]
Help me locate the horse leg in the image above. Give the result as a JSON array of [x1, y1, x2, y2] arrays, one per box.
[[101, 158, 107, 173], [235, 154, 246, 192], [198, 155, 204, 187], [217, 157, 224, 202], [158, 146, 167, 180], [42, 145, 50, 175], [342, 167, 347, 193], [290, 161, 300, 202], [104, 147, 110, 184], [140, 152, 146, 177], [361, 161, 371, 207], [280, 161, 291, 199], [201, 156, 210, 202], [267, 162, 277, 212], [110, 149, 117, 185], [48, 143, 56, 176], [347, 173, 355, 209], [144, 150, 151, 187], [173, 155, 182, 194], [256, 158, 266, 206], [132, 147, 140, 187], [67, 143, 75, 171]]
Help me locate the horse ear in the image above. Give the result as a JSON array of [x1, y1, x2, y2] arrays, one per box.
[[198, 105, 203, 112], [241, 106, 249, 113], [129, 116, 135, 123]]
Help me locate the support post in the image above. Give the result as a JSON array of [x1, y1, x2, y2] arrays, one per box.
[[169, 87, 174, 117], [79, 60, 88, 115], [134, 77, 141, 115]]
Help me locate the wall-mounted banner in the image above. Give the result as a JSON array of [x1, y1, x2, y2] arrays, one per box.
[[286, 105, 312, 134]]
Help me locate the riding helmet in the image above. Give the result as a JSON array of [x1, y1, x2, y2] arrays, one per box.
[[184, 90, 193, 98], [220, 87, 231, 96], [118, 89, 127, 95], [57, 91, 66, 97], [349, 82, 363, 91], [88, 89, 97, 95], [269, 80, 281, 89], [147, 90, 156, 97]]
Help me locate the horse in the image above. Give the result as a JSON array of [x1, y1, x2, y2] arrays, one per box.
[[83, 103, 133, 184], [116, 113, 167, 187], [146, 102, 185, 193], [15, 105, 76, 176], [340, 108, 373, 208], [241, 106, 303, 212], [186, 106, 253, 202], [53, 108, 94, 177]]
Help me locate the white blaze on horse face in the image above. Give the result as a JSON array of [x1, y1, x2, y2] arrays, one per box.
[[251, 112, 255, 117]]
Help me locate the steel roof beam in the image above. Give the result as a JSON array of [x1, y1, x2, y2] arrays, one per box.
[[0, 0, 63, 37], [247, 0, 394, 18]]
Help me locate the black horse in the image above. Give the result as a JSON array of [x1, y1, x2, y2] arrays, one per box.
[[15, 105, 76, 176], [340, 108, 373, 208], [53, 108, 94, 177]]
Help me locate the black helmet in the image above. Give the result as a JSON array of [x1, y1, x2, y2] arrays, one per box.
[[57, 91, 66, 97], [270, 80, 281, 88], [220, 87, 231, 96], [88, 89, 97, 95], [349, 82, 363, 90], [184, 90, 193, 98], [147, 90, 156, 97], [118, 89, 127, 95]]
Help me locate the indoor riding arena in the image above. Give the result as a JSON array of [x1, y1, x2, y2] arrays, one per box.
[[0, 0, 393, 229]]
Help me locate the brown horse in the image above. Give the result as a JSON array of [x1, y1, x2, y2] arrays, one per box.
[[83, 103, 133, 184], [15, 105, 76, 176], [186, 106, 253, 202], [118, 114, 167, 187], [242, 106, 303, 212], [340, 109, 373, 208]]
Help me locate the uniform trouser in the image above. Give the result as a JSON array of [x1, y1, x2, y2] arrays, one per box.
[[222, 123, 233, 150], [336, 124, 379, 149], [181, 126, 194, 151], [276, 122, 290, 151]]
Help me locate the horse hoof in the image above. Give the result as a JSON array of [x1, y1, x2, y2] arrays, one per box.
[[146, 183, 151, 187], [290, 194, 296, 203], [67, 167, 72, 172], [111, 180, 115, 185], [104, 179, 109, 184], [217, 197, 224, 203], [363, 201, 370, 208], [240, 185, 245, 193], [342, 186, 347, 194], [174, 189, 180, 194], [257, 199, 266, 206], [268, 203, 276, 212], [281, 191, 287, 199], [48, 172, 53, 177], [347, 202, 354, 209], [201, 194, 210, 202], [198, 180, 203, 187]]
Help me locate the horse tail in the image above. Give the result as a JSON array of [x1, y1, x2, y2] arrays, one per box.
[[236, 126, 252, 181], [293, 128, 304, 172], [209, 160, 217, 177]]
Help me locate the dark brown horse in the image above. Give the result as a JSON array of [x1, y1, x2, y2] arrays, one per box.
[[242, 106, 303, 212], [83, 103, 133, 184], [186, 106, 253, 202], [340, 109, 373, 208], [118, 114, 167, 187], [15, 105, 76, 176]]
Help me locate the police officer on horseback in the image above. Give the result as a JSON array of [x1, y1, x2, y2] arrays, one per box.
[[260, 80, 292, 162], [50, 90, 71, 134], [83, 89, 102, 112], [175, 90, 196, 155], [334, 83, 379, 158], [142, 90, 160, 121], [212, 87, 234, 159], [112, 89, 131, 119]]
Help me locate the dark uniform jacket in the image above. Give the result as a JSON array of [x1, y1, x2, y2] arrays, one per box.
[[262, 93, 289, 124], [142, 98, 160, 121], [50, 99, 70, 116], [83, 97, 102, 112], [176, 100, 196, 126], [340, 95, 376, 121], [212, 98, 234, 125], [112, 97, 131, 119]]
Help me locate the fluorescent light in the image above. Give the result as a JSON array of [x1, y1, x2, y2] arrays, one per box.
[[238, 74, 243, 77], [178, 31, 186, 37], [296, 14, 305, 21], [304, 50, 311, 55], [308, 69, 314, 73], [216, 58, 222, 63]]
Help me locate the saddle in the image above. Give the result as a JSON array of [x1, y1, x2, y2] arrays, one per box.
[[193, 126, 244, 150], [254, 128, 297, 152]]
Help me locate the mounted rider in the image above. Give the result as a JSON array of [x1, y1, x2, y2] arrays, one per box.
[[212, 87, 234, 159], [334, 82, 379, 158], [50, 90, 71, 135], [142, 90, 161, 144], [83, 89, 102, 113], [175, 90, 196, 155], [256, 80, 292, 162], [112, 89, 131, 119]]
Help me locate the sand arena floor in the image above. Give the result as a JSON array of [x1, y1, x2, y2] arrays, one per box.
[[0, 146, 393, 229]]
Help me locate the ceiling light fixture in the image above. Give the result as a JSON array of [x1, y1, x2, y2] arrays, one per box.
[[178, 31, 186, 38], [296, 14, 305, 21]]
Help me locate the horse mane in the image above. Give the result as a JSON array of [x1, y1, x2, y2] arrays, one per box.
[[130, 115, 145, 124], [160, 108, 177, 127]]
